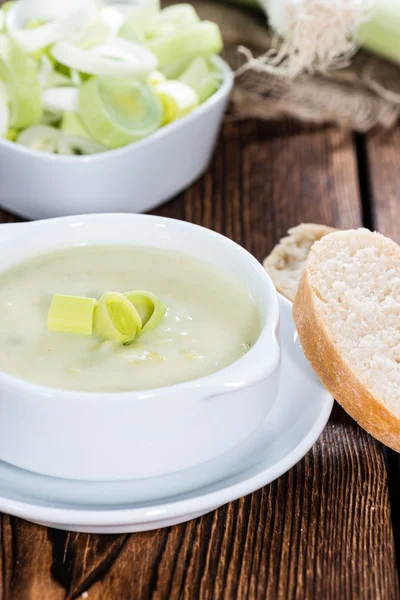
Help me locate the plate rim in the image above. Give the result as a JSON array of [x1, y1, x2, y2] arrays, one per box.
[[0, 295, 333, 526]]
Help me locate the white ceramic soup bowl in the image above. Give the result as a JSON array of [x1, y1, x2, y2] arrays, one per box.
[[0, 214, 280, 481], [0, 57, 233, 221]]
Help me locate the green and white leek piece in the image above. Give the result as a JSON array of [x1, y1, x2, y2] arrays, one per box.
[[0, 34, 42, 127], [0, 80, 9, 137], [118, 19, 143, 43], [115, 3, 155, 43], [61, 110, 90, 138], [79, 76, 162, 148], [39, 109, 61, 125], [61, 110, 108, 156], [179, 57, 219, 103], [77, 6, 126, 50], [148, 69, 165, 86], [159, 56, 191, 79], [76, 16, 111, 51], [5, 0, 94, 53], [48, 294, 96, 336], [66, 134, 106, 154], [43, 86, 79, 113], [146, 4, 200, 39], [155, 80, 199, 124], [38, 53, 53, 88], [52, 36, 158, 77], [17, 124, 72, 153], [124, 290, 166, 337], [93, 291, 142, 345], [46, 66, 72, 89], [147, 21, 223, 67], [17, 123, 104, 154]]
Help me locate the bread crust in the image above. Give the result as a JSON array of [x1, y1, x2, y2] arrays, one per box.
[[293, 268, 400, 452]]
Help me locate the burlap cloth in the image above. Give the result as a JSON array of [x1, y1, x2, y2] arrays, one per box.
[[186, 1, 400, 131]]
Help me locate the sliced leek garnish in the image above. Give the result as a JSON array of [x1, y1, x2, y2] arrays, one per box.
[[179, 57, 219, 103], [47, 289, 166, 343], [124, 290, 166, 337], [93, 292, 142, 345], [47, 294, 96, 336], [79, 76, 162, 148], [155, 80, 199, 124], [147, 21, 223, 67], [0, 34, 43, 127]]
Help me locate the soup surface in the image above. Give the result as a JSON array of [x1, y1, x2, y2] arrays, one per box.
[[0, 245, 260, 392]]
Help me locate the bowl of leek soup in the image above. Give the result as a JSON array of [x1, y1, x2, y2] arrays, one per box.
[[0, 0, 233, 219], [0, 214, 280, 481]]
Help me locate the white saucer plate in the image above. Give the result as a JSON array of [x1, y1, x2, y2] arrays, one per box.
[[0, 295, 333, 533]]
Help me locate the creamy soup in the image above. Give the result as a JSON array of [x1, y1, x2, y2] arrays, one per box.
[[0, 245, 260, 392]]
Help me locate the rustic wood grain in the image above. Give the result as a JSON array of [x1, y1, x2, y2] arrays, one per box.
[[364, 129, 400, 242], [0, 121, 398, 599], [363, 128, 400, 573]]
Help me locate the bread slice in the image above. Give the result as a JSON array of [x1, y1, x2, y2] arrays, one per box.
[[293, 228, 400, 452], [263, 224, 337, 302]]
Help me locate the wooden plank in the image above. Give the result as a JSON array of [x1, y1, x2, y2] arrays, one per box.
[[0, 122, 398, 599], [364, 126, 400, 574], [365, 128, 400, 242]]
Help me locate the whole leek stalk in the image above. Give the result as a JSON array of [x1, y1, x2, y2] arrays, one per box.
[[217, 0, 400, 74]]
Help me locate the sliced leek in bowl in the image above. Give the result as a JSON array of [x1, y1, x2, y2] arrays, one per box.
[[0, 54, 233, 219], [0, 0, 224, 155]]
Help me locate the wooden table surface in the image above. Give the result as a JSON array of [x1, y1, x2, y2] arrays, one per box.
[[0, 120, 400, 598]]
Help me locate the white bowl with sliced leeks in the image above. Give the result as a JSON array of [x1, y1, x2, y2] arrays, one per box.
[[0, 214, 280, 481], [0, 0, 233, 219]]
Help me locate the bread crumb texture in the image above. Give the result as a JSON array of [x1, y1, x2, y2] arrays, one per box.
[[308, 229, 400, 420], [264, 224, 337, 301]]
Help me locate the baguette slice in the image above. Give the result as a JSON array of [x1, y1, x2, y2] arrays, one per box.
[[263, 224, 337, 302], [293, 228, 400, 452]]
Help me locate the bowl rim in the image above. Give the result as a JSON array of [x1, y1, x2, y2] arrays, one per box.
[[0, 213, 280, 400], [0, 56, 234, 164]]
